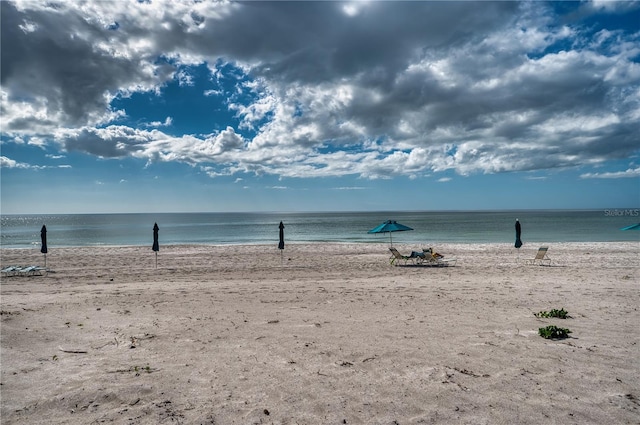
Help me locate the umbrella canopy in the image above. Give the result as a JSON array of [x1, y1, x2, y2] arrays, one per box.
[[40, 225, 48, 254], [278, 221, 285, 250], [620, 223, 640, 230], [515, 219, 522, 248], [152, 223, 159, 252], [368, 220, 413, 246]]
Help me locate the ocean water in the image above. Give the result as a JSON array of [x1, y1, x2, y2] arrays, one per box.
[[1, 210, 639, 249]]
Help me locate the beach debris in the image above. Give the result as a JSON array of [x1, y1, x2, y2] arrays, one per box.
[[452, 367, 490, 378], [443, 366, 489, 378], [108, 365, 157, 374], [58, 347, 88, 354], [263, 409, 270, 415], [535, 308, 569, 319], [156, 400, 184, 423], [539, 325, 572, 339], [91, 338, 118, 350]]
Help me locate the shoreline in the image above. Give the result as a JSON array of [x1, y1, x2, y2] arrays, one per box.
[[3, 210, 639, 250], [1, 242, 638, 424], [2, 238, 638, 251]]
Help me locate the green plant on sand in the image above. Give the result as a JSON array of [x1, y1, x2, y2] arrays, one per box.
[[534, 308, 569, 319], [539, 325, 572, 339]]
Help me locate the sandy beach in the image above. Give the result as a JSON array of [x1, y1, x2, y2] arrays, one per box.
[[1, 242, 638, 424]]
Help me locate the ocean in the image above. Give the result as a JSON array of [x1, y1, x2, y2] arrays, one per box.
[[1, 210, 639, 249]]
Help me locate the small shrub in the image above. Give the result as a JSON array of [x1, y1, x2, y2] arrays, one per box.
[[535, 308, 569, 319], [539, 325, 572, 339]]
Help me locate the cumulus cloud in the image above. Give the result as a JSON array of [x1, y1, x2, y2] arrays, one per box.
[[1, 0, 639, 180], [0, 156, 31, 169]]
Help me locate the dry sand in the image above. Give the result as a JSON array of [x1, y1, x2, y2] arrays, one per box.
[[1, 242, 639, 424]]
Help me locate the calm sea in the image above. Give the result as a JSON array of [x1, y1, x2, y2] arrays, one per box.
[[1, 210, 639, 249]]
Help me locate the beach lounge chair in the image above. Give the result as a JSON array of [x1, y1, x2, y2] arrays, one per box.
[[389, 247, 420, 266], [19, 266, 45, 276], [2, 265, 46, 277], [525, 247, 551, 266], [1, 266, 20, 277], [422, 248, 457, 267]]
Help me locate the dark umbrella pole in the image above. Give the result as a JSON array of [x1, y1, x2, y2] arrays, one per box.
[[278, 221, 285, 265], [40, 225, 48, 268], [152, 223, 159, 269]]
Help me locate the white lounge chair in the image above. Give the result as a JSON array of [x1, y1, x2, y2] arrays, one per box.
[[1, 266, 20, 277], [525, 247, 552, 266], [422, 248, 457, 267], [19, 266, 45, 276]]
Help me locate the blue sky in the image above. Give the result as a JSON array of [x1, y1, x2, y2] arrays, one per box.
[[1, 0, 639, 214]]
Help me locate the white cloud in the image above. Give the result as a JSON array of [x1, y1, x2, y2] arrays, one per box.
[[1, 0, 639, 181], [580, 167, 640, 179], [144, 117, 173, 128], [0, 155, 65, 170], [589, 0, 639, 13], [0, 156, 29, 169]]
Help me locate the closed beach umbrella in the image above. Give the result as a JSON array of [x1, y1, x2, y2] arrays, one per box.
[[152, 223, 159, 268], [40, 225, 48, 267], [515, 219, 523, 248], [278, 221, 285, 250], [278, 221, 285, 264], [368, 220, 413, 247]]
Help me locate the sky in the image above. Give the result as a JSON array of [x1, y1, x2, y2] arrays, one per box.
[[1, 0, 639, 214]]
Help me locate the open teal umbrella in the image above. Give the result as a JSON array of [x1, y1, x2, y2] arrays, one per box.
[[368, 220, 413, 247], [620, 223, 640, 230]]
